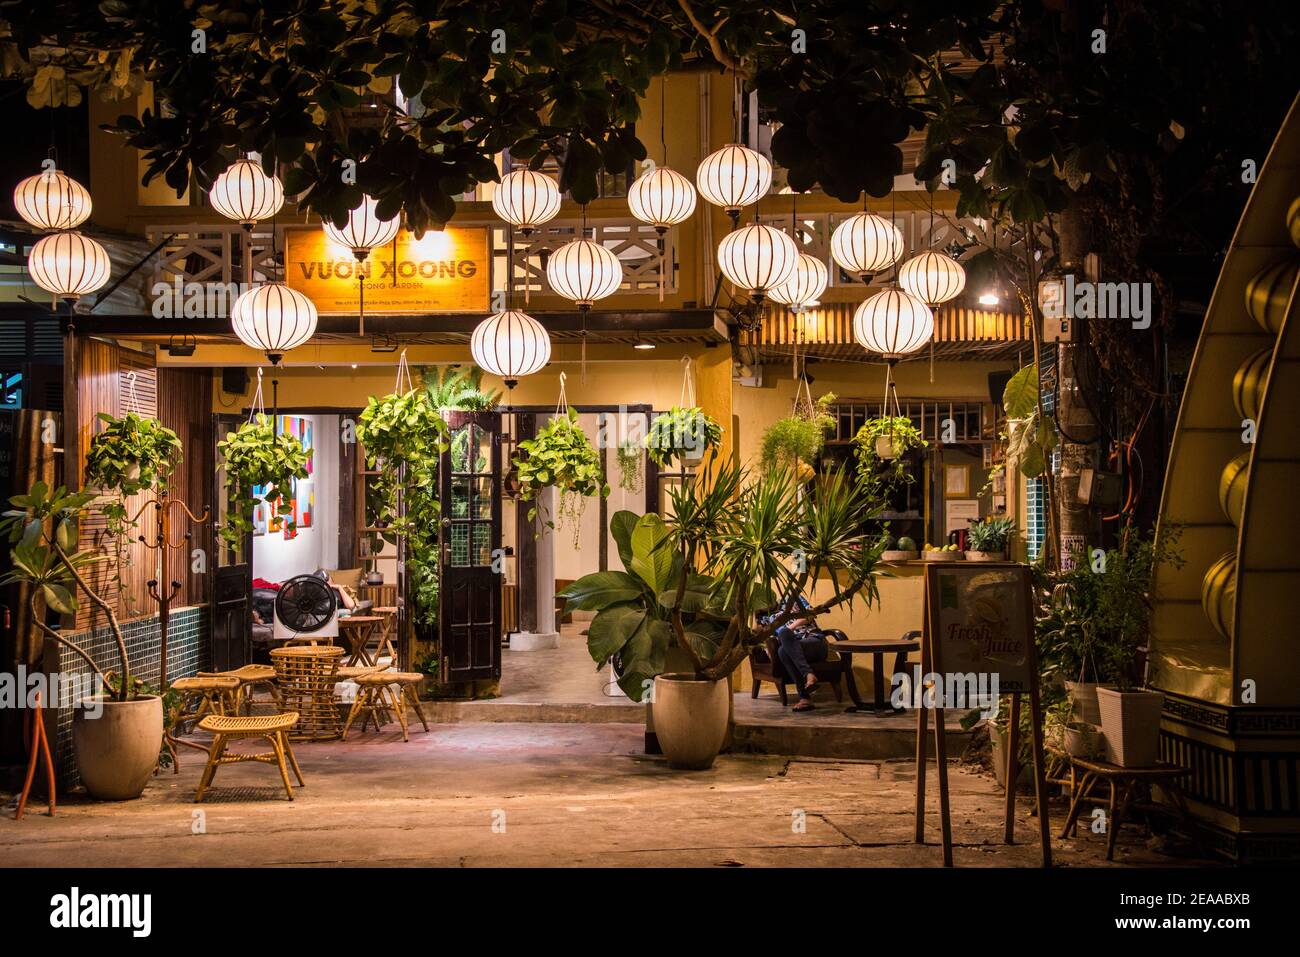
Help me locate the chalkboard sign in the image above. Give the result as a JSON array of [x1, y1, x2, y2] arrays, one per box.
[[929, 563, 1035, 693]]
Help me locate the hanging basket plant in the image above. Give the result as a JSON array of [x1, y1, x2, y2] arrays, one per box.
[[616, 438, 644, 494], [217, 413, 310, 550], [84, 410, 183, 539], [760, 392, 835, 473], [513, 408, 609, 546], [853, 415, 927, 496], [645, 406, 722, 468]]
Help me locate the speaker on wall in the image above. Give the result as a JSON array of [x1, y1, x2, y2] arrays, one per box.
[[222, 368, 249, 395]]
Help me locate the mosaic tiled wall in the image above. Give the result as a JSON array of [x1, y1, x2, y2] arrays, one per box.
[[45, 605, 209, 790]]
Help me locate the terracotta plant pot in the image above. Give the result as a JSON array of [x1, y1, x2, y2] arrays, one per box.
[[1097, 688, 1165, 768], [72, 695, 164, 800], [652, 673, 730, 770], [964, 550, 1006, 562]]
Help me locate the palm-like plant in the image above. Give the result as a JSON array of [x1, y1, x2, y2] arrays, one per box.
[[560, 458, 886, 697], [423, 364, 501, 412]]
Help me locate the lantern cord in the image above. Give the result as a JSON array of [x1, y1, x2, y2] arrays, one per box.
[[248, 368, 266, 423], [661, 75, 668, 165], [358, 270, 366, 337], [394, 347, 414, 395], [929, 336, 935, 384], [124, 370, 139, 416]]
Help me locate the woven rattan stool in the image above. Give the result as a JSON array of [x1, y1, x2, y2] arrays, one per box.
[[165, 676, 241, 773], [343, 672, 429, 742], [193, 712, 303, 802], [271, 646, 345, 740], [199, 664, 279, 714]]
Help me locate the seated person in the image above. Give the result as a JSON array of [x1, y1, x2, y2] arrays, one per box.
[[763, 594, 829, 712]]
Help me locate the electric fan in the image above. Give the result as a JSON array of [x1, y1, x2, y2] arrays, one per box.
[[273, 574, 340, 642]]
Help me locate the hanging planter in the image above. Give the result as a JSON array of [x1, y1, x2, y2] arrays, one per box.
[[759, 388, 835, 473], [217, 372, 310, 550], [513, 376, 609, 547], [617, 438, 644, 494], [646, 357, 722, 469], [853, 415, 926, 498]]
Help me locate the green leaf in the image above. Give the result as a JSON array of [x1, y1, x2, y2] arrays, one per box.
[[558, 570, 642, 611], [629, 513, 674, 594], [586, 602, 645, 662], [42, 582, 76, 615], [1003, 365, 1038, 419], [610, 509, 639, 571]]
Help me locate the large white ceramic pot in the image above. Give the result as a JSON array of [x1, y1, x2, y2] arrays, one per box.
[[1064, 680, 1115, 726], [73, 695, 163, 800], [1096, 688, 1165, 768], [652, 673, 730, 770]]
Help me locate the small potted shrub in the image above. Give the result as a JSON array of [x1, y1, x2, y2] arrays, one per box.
[[645, 406, 722, 468], [852, 415, 926, 500], [759, 392, 835, 475], [616, 438, 643, 493], [1, 483, 164, 799], [966, 516, 1016, 561]]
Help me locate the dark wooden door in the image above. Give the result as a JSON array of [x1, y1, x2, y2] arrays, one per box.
[[210, 413, 251, 671], [439, 411, 502, 682]]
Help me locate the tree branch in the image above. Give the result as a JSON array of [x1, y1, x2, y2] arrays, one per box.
[[676, 0, 741, 71]]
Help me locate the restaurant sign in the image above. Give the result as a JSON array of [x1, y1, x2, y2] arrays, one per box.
[[285, 227, 490, 315]]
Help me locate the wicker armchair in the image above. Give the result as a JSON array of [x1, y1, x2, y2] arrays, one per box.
[[750, 628, 850, 706]]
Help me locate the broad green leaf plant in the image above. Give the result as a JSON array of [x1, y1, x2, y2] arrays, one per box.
[[217, 414, 310, 551], [1002, 365, 1059, 478], [559, 459, 886, 701], [513, 408, 609, 547], [0, 482, 134, 700]]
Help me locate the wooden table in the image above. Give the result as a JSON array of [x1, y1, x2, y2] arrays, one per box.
[[338, 615, 385, 666], [1056, 752, 1193, 860], [827, 637, 921, 713], [372, 606, 399, 662]]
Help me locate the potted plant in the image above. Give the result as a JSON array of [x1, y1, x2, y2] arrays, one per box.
[[217, 413, 310, 550], [1, 482, 164, 799], [759, 392, 835, 474], [1036, 526, 1184, 767], [560, 461, 885, 769], [645, 406, 722, 468], [966, 516, 1016, 561], [513, 408, 610, 547], [852, 415, 926, 499], [616, 438, 643, 494]]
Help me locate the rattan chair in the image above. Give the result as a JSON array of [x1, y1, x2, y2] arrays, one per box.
[[193, 712, 304, 802], [271, 645, 345, 740], [343, 672, 429, 742]]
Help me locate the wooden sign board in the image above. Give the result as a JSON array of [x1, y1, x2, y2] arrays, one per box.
[[929, 563, 1035, 693], [914, 561, 1051, 867], [285, 227, 490, 315]]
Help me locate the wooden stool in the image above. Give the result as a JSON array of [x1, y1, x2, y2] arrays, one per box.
[[194, 712, 304, 802], [272, 646, 345, 740], [199, 664, 278, 714], [372, 606, 399, 661], [1058, 754, 1195, 860], [343, 672, 429, 742], [167, 676, 241, 772]]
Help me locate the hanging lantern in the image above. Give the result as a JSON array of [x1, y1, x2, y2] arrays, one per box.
[[546, 237, 623, 306], [768, 253, 829, 310], [13, 168, 92, 231], [897, 250, 967, 306], [471, 310, 552, 387], [230, 282, 318, 364], [28, 231, 110, 300], [323, 195, 400, 259], [717, 223, 799, 300], [627, 166, 697, 232], [853, 287, 934, 358], [696, 144, 771, 214], [492, 169, 561, 236], [209, 158, 284, 226], [831, 211, 904, 278]]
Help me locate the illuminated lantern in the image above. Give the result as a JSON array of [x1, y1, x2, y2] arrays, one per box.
[[492, 170, 561, 236], [209, 158, 284, 226], [13, 168, 92, 231], [230, 282, 318, 364], [546, 238, 623, 307], [628, 166, 697, 232], [323, 195, 400, 259], [768, 253, 829, 310], [831, 211, 903, 278], [853, 287, 934, 358], [471, 310, 552, 388], [696, 144, 771, 214], [28, 231, 110, 300], [717, 223, 798, 300], [897, 250, 967, 305]]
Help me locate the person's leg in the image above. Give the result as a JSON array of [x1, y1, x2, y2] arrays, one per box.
[[777, 632, 813, 697]]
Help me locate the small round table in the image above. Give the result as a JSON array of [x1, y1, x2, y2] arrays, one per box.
[[338, 614, 385, 667], [826, 637, 922, 714]]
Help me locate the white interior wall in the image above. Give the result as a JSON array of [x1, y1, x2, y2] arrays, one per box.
[[253, 414, 339, 583]]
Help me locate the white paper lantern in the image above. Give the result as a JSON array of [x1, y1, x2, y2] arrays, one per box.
[[696, 144, 771, 212], [209, 158, 284, 225], [627, 166, 697, 231], [13, 168, 92, 231], [28, 231, 110, 300], [323, 196, 400, 258], [768, 253, 829, 310], [546, 238, 623, 306], [492, 170, 561, 235], [230, 282, 318, 363], [717, 223, 799, 298], [831, 211, 904, 277], [471, 310, 552, 386], [853, 287, 934, 358], [897, 250, 967, 305]]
